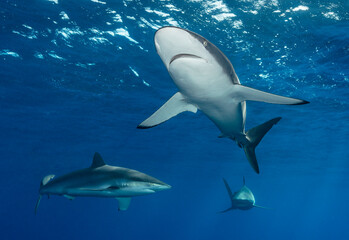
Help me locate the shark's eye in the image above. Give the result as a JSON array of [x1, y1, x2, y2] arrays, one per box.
[[203, 41, 207, 47]]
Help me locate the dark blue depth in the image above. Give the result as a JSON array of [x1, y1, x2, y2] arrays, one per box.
[[0, 0, 348, 239]]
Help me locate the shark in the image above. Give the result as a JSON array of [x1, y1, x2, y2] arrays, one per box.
[[220, 177, 267, 212], [138, 26, 309, 173], [35, 152, 171, 214]]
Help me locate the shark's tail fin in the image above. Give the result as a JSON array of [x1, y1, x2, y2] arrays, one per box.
[[35, 174, 55, 215], [243, 117, 282, 174]]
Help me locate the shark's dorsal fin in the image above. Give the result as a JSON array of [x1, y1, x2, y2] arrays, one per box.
[[243, 176, 245, 186], [91, 152, 106, 168]]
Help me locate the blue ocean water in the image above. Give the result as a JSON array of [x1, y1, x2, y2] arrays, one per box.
[[1, 0, 348, 239]]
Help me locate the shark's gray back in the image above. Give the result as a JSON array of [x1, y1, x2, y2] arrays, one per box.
[[41, 165, 166, 191]]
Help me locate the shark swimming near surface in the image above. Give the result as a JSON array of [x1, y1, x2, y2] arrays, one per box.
[[138, 26, 309, 173], [220, 177, 267, 212], [35, 152, 171, 214]]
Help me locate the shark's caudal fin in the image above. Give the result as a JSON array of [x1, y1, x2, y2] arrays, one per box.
[[137, 92, 197, 129], [243, 117, 282, 173], [232, 85, 309, 105], [35, 174, 55, 215]]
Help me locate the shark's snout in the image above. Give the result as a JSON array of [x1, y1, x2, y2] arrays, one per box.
[[149, 182, 171, 192]]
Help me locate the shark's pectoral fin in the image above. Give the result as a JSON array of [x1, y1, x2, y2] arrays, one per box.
[[253, 204, 270, 209], [232, 85, 309, 105], [64, 195, 75, 200], [138, 92, 197, 129], [218, 207, 234, 213], [35, 195, 42, 215], [116, 197, 131, 211]]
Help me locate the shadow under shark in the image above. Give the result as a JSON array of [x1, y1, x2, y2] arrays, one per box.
[[35, 153, 171, 214], [220, 177, 267, 212], [138, 26, 309, 173]]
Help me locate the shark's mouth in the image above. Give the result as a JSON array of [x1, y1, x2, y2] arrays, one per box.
[[169, 53, 204, 65]]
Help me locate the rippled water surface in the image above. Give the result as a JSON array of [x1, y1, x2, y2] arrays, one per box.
[[1, 0, 348, 239]]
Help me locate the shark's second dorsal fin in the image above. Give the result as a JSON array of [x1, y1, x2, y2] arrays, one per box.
[[91, 152, 106, 168], [243, 176, 245, 186]]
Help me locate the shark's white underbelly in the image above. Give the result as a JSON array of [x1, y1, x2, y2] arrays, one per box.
[[65, 188, 155, 198], [169, 58, 245, 136]]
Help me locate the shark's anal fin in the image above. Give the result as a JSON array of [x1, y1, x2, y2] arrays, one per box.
[[244, 117, 282, 174], [137, 92, 197, 129], [116, 197, 131, 211], [232, 84, 309, 105]]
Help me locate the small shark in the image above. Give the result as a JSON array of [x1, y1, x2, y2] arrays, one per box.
[[220, 177, 267, 212], [35, 152, 171, 214], [138, 26, 309, 173]]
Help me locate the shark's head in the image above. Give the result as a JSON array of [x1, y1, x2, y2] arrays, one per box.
[[154, 26, 235, 81], [236, 186, 255, 204], [38, 174, 56, 194], [136, 181, 171, 193], [38, 174, 68, 196], [121, 169, 171, 195]]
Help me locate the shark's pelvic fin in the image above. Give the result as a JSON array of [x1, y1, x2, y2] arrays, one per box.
[[244, 117, 282, 174], [137, 92, 197, 129], [232, 85, 309, 105], [116, 197, 131, 211], [91, 152, 106, 168]]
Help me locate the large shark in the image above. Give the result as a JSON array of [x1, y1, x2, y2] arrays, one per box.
[[220, 177, 266, 212], [138, 26, 309, 173], [35, 152, 171, 214]]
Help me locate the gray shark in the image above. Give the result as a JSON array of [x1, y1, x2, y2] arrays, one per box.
[[138, 26, 309, 173], [35, 153, 171, 214], [220, 177, 266, 212]]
